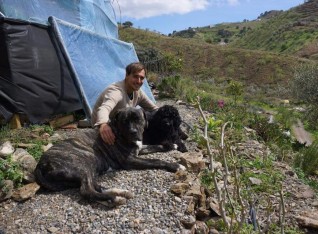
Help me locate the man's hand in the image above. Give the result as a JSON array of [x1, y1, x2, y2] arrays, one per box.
[[99, 123, 115, 145]]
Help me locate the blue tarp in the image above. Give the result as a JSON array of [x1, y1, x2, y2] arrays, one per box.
[[0, 0, 118, 38], [0, 0, 156, 123], [50, 17, 155, 119]]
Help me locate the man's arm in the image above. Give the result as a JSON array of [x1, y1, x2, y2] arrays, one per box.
[[137, 90, 158, 111], [93, 87, 121, 145]]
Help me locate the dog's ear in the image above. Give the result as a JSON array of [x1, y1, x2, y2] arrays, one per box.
[[113, 108, 124, 126]]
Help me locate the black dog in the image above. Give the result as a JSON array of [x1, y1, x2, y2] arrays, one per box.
[[34, 107, 184, 206], [143, 105, 188, 153]]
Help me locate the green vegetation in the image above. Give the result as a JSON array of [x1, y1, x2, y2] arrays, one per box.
[[0, 156, 23, 188], [291, 63, 318, 130], [0, 124, 55, 192], [171, 2, 318, 60]]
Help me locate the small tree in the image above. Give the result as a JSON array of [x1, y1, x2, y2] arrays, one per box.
[[122, 21, 133, 28], [226, 80, 244, 105], [291, 63, 318, 129]]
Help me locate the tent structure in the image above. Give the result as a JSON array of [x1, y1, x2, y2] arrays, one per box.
[[0, 0, 155, 124]]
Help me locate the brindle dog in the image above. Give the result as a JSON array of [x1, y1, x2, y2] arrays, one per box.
[[34, 107, 184, 206]]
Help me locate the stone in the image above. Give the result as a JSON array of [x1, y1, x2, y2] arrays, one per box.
[[191, 221, 209, 234], [180, 152, 206, 173], [209, 228, 220, 234], [42, 143, 53, 152], [12, 148, 37, 182], [170, 182, 189, 195], [0, 141, 15, 157], [0, 180, 14, 201], [49, 133, 64, 142], [296, 211, 318, 229], [196, 207, 211, 221], [208, 198, 221, 217], [47, 227, 59, 233], [11, 182, 40, 202], [249, 177, 262, 185], [181, 215, 196, 229], [174, 170, 188, 181]]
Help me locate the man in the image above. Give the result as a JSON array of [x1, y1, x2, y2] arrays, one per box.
[[91, 62, 158, 145]]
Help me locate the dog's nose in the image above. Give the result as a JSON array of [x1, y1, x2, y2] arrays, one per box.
[[129, 128, 138, 135]]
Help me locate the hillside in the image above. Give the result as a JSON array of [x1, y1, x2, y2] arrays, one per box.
[[119, 27, 312, 102], [172, 0, 318, 60]]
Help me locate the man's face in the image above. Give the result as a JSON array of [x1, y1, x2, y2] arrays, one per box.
[[125, 69, 145, 93]]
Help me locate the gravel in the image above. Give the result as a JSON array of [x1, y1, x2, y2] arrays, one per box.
[[0, 99, 200, 234], [1, 152, 190, 233]]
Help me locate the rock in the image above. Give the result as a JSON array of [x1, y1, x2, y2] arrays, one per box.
[[208, 198, 221, 217], [181, 215, 196, 229], [49, 133, 64, 142], [180, 152, 206, 173], [12, 148, 37, 182], [295, 211, 318, 229], [0, 141, 15, 157], [187, 198, 196, 214], [175, 196, 182, 203], [196, 207, 211, 221], [186, 180, 204, 199], [47, 226, 59, 233], [249, 177, 262, 185], [41, 132, 51, 140], [192, 221, 209, 234], [42, 143, 53, 152], [11, 182, 40, 201], [152, 227, 165, 234], [170, 182, 189, 195], [295, 184, 316, 199], [0, 180, 14, 201], [181, 229, 192, 234], [174, 170, 188, 181], [209, 228, 220, 234]]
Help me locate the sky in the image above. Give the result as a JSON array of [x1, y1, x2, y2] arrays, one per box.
[[113, 0, 305, 35]]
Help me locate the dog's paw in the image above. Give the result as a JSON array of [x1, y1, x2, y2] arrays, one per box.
[[178, 164, 186, 171], [136, 141, 143, 150], [173, 144, 178, 150], [113, 196, 127, 206], [122, 191, 134, 199]]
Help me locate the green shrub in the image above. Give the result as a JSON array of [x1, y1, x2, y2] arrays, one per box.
[[27, 141, 44, 161], [295, 141, 318, 176], [0, 156, 23, 188], [248, 114, 284, 143]]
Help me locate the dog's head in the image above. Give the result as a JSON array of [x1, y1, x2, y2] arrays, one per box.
[[152, 105, 182, 130], [112, 107, 146, 145]]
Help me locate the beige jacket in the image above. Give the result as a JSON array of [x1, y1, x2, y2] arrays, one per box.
[[91, 80, 157, 126]]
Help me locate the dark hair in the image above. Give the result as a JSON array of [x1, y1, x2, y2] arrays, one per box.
[[126, 62, 146, 76]]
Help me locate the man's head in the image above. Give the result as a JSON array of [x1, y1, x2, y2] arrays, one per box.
[[125, 62, 146, 94]]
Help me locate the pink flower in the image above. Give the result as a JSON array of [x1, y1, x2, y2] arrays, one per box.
[[218, 100, 224, 108]]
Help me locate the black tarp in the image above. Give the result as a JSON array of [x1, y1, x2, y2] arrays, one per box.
[[0, 17, 81, 123]]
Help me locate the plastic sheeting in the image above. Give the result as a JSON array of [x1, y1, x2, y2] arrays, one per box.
[[0, 17, 82, 123], [0, 1, 155, 124], [0, 0, 118, 39], [49, 17, 155, 119]]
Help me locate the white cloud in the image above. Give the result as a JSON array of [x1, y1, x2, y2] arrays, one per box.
[[209, 0, 243, 7], [115, 0, 210, 19], [227, 0, 239, 6]]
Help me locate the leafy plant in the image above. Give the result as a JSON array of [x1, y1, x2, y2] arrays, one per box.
[[226, 80, 244, 105], [0, 156, 23, 188], [27, 141, 44, 161], [294, 141, 318, 176]]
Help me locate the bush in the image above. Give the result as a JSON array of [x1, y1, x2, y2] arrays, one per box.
[[0, 156, 23, 188], [294, 141, 318, 176], [291, 64, 318, 129]]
